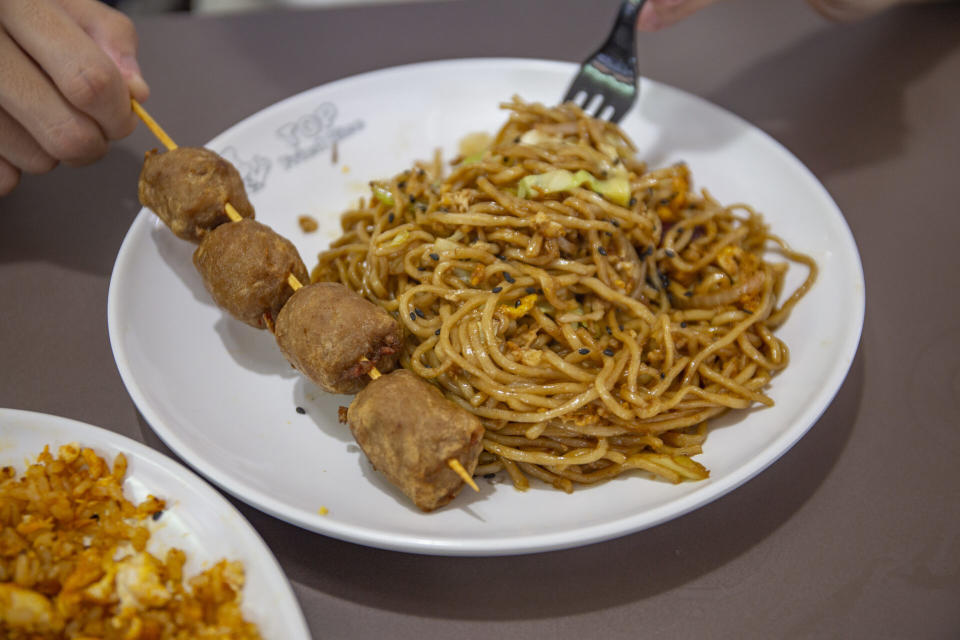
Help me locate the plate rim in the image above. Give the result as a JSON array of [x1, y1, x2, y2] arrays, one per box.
[[108, 57, 865, 556]]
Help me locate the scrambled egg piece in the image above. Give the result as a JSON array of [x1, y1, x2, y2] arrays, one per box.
[[0, 584, 62, 633], [497, 293, 538, 320], [115, 552, 172, 611]]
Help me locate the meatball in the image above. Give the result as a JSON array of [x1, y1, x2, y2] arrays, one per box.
[[274, 282, 402, 394], [138, 146, 255, 243], [193, 219, 308, 329], [347, 369, 484, 512]]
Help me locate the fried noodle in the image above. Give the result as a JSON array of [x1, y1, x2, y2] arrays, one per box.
[[313, 98, 817, 492]]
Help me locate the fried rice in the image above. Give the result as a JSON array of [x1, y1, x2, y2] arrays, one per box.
[[0, 443, 262, 639]]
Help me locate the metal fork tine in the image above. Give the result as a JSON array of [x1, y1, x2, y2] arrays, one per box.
[[607, 102, 628, 123], [561, 0, 645, 123], [563, 81, 589, 107]]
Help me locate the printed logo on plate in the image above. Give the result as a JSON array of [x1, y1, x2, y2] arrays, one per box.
[[220, 146, 271, 193], [275, 103, 364, 170]]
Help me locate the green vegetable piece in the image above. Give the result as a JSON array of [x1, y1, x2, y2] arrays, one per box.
[[516, 169, 630, 206], [371, 183, 395, 206]]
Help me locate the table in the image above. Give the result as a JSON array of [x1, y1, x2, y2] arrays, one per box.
[[2, 0, 959, 637]]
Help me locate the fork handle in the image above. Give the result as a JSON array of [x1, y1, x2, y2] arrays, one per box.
[[623, 0, 648, 16], [597, 0, 647, 75], [605, 1, 647, 59]]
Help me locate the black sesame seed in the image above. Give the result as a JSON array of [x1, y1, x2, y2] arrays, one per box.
[[415, 308, 426, 319], [91, 513, 100, 520], [684, 291, 693, 297], [429, 253, 440, 261], [676, 226, 684, 234], [680, 321, 687, 328], [492, 286, 502, 293], [408, 195, 416, 203], [503, 273, 515, 283], [497, 254, 507, 261], [597, 246, 608, 256], [417, 266, 427, 271], [409, 311, 417, 321], [526, 287, 536, 294], [435, 329, 441, 336], [603, 348, 615, 357], [387, 213, 395, 223], [611, 219, 620, 227], [665, 249, 676, 258], [296, 406, 306, 414], [578, 348, 590, 355], [605, 327, 612, 335], [629, 197, 637, 207], [398, 181, 407, 189], [661, 373, 666, 379], [515, 299, 522, 308], [152, 510, 163, 521]]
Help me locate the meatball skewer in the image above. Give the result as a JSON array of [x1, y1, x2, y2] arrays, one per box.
[[131, 100, 481, 504]]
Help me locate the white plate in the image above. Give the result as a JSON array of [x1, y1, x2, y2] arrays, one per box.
[[0, 408, 310, 639], [108, 58, 864, 556]]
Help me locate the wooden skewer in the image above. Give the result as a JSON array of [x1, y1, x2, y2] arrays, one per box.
[[363, 359, 382, 380], [132, 98, 177, 152], [448, 459, 480, 492], [286, 272, 303, 292], [224, 202, 244, 223], [132, 99, 479, 493]]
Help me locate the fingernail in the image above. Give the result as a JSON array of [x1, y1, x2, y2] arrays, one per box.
[[128, 73, 150, 102], [117, 55, 150, 101]]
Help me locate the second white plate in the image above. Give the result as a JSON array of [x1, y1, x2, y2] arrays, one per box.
[[108, 58, 864, 556], [0, 408, 310, 639]]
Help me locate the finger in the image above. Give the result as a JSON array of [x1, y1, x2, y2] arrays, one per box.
[[637, 0, 723, 31], [0, 156, 22, 197], [0, 105, 58, 175], [806, 0, 899, 22], [0, 27, 109, 166], [0, 0, 136, 140], [637, 1, 664, 31], [56, 0, 149, 102]]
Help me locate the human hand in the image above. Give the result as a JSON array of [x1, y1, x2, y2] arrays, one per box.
[[0, 0, 149, 196], [636, 0, 922, 31]]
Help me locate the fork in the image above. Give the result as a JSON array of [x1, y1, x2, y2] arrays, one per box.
[[562, 0, 647, 123]]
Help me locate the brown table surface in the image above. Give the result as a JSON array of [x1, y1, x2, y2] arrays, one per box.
[[2, 0, 959, 637]]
